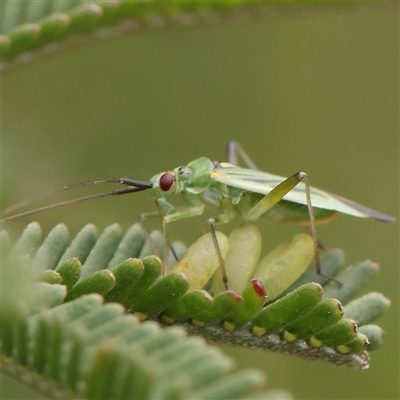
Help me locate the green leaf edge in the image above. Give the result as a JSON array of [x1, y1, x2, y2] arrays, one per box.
[[1, 0, 357, 66], [1, 293, 272, 399]]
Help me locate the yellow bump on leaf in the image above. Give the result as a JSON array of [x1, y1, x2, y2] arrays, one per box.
[[212, 223, 261, 294], [192, 319, 205, 327], [161, 315, 174, 325], [252, 233, 314, 301], [283, 331, 296, 342], [170, 231, 229, 291], [224, 321, 236, 332], [309, 337, 323, 347], [252, 325, 266, 337], [134, 311, 148, 321], [336, 345, 350, 354]]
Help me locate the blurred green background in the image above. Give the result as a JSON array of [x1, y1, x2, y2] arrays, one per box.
[[2, 3, 398, 399]]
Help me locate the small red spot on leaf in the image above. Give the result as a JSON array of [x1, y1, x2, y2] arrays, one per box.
[[226, 291, 243, 302], [251, 279, 266, 297]]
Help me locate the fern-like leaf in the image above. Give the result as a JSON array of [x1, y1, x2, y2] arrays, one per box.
[[2, 222, 390, 374], [1, 0, 355, 68]]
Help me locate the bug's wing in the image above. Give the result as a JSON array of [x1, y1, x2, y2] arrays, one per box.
[[211, 164, 395, 222]]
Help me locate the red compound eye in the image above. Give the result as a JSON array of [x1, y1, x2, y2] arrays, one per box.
[[159, 172, 175, 191]]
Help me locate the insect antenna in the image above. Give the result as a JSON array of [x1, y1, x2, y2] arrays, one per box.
[[2, 178, 152, 222]]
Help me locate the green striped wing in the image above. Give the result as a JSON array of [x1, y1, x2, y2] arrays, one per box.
[[210, 163, 395, 222]]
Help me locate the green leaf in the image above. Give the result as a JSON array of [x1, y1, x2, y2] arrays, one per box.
[[163, 290, 214, 322], [1, 271, 273, 399], [65, 269, 116, 302], [10, 221, 42, 259], [1, 0, 268, 63], [229, 280, 266, 329], [104, 258, 145, 302], [2, 222, 392, 380], [119, 255, 162, 311], [78, 223, 122, 280], [56, 224, 98, 266], [194, 369, 265, 400], [322, 260, 380, 303], [252, 282, 323, 333], [192, 290, 243, 325], [343, 292, 391, 326], [312, 318, 358, 347], [55, 258, 82, 290], [29, 282, 67, 313], [358, 325, 385, 351], [337, 333, 369, 355], [284, 298, 343, 340], [107, 223, 147, 268], [35, 269, 62, 284], [132, 273, 189, 318], [31, 223, 69, 272]]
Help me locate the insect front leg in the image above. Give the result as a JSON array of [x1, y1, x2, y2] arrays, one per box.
[[138, 209, 169, 259], [158, 200, 205, 276]]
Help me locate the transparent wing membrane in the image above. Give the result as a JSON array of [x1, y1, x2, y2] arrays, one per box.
[[211, 165, 395, 222]]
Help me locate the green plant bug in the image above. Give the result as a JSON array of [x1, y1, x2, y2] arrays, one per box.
[[3, 141, 395, 289]]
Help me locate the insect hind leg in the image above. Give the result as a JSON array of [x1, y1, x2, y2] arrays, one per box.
[[302, 174, 342, 287], [243, 170, 342, 287], [227, 141, 259, 170]]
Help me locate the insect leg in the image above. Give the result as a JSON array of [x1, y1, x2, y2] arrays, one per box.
[[246, 171, 342, 286], [158, 202, 205, 276], [246, 172, 307, 221], [302, 175, 342, 286], [207, 217, 229, 291], [138, 208, 164, 257], [226, 141, 259, 169]]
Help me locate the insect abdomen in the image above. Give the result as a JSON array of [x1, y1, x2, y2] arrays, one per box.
[[264, 200, 338, 225]]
